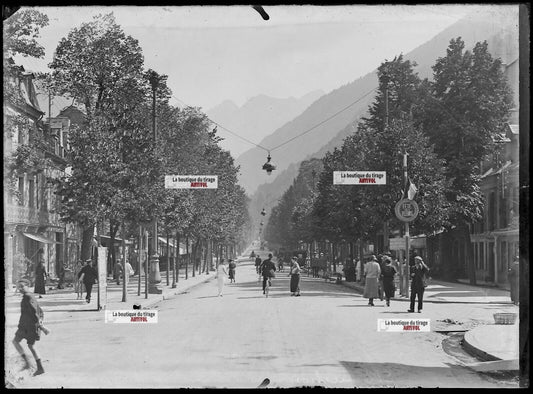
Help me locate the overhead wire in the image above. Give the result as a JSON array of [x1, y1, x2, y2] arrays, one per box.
[[170, 86, 378, 155]]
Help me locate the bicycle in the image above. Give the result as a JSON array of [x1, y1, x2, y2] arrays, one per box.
[[265, 277, 271, 298]]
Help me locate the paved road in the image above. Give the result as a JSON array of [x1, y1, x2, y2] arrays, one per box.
[[5, 258, 518, 388]]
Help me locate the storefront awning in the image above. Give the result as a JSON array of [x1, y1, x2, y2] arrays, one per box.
[[22, 232, 62, 244], [97, 235, 133, 246]]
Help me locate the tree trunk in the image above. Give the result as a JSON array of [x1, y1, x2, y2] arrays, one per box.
[[175, 232, 180, 284], [191, 238, 197, 278], [185, 234, 189, 280], [80, 225, 94, 262], [109, 220, 119, 279]]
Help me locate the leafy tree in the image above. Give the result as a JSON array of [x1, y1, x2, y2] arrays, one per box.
[[3, 9, 51, 197], [3, 8, 49, 61], [419, 37, 513, 283], [49, 13, 152, 261]]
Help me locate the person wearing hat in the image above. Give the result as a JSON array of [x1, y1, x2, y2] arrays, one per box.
[[407, 256, 430, 313], [380, 256, 397, 307], [363, 255, 381, 306], [78, 259, 98, 303], [13, 279, 47, 376], [288, 256, 302, 296], [259, 253, 276, 295]]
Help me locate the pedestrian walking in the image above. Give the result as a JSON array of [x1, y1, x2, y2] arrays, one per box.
[[78, 259, 98, 303], [12, 279, 49, 376], [288, 256, 301, 296], [33, 250, 48, 298], [355, 259, 362, 282], [228, 259, 236, 283], [363, 255, 381, 306], [125, 260, 135, 277], [277, 256, 284, 272], [216, 259, 228, 296], [508, 256, 519, 305], [407, 256, 430, 313], [380, 256, 397, 307]]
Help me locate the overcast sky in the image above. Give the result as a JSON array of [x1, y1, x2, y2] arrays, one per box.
[[11, 5, 490, 111]]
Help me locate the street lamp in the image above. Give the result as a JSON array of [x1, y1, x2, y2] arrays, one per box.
[[147, 69, 163, 294], [262, 153, 276, 175]]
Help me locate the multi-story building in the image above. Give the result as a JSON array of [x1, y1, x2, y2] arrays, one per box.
[[3, 61, 80, 290], [470, 122, 519, 285]]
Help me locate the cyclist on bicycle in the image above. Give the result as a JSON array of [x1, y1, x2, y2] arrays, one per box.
[[259, 253, 276, 295], [255, 255, 262, 275]]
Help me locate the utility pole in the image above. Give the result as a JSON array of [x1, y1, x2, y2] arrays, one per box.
[[383, 72, 390, 254], [404, 153, 410, 298], [148, 70, 162, 294]]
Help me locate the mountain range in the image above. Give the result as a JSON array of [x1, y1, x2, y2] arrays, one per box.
[[242, 7, 519, 226], [206, 90, 324, 158]]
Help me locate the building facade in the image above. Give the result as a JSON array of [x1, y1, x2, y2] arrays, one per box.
[[3, 61, 81, 290]]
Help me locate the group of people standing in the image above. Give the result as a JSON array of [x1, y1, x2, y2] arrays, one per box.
[[363, 254, 429, 312]]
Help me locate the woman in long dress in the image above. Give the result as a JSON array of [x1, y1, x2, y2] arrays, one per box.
[[228, 259, 236, 283], [216, 259, 228, 296], [380, 256, 397, 307], [363, 255, 381, 306], [289, 257, 301, 296], [34, 252, 48, 298]]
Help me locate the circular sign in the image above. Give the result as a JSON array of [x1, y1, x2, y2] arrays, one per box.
[[395, 198, 419, 222]]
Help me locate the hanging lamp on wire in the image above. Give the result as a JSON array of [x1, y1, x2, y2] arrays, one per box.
[[262, 152, 276, 175]]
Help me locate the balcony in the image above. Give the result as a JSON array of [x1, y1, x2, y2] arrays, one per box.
[[4, 204, 62, 228]]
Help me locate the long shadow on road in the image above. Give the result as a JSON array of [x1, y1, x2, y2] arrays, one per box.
[[333, 361, 513, 388]]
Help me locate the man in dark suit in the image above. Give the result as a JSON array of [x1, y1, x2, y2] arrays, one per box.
[[78, 260, 98, 303], [259, 253, 277, 294], [407, 256, 430, 313]]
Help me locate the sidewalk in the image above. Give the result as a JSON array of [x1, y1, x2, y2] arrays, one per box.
[[5, 267, 217, 327], [339, 277, 512, 304], [337, 276, 519, 369]]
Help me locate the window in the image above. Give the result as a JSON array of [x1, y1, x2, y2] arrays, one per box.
[[488, 192, 496, 231], [500, 195, 507, 228], [42, 185, 48, 212], [29, 178, 35, 208], [479, 242, 485, 268], [500, 241, 507, 272], [18, 177, 24, 205]]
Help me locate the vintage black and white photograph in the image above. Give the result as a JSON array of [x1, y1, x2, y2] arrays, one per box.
[[3, 4, 529, 389]]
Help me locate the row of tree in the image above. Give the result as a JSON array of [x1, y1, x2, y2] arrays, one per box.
[[264, 37, 513, 282], [4, 11, 252, 273]]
